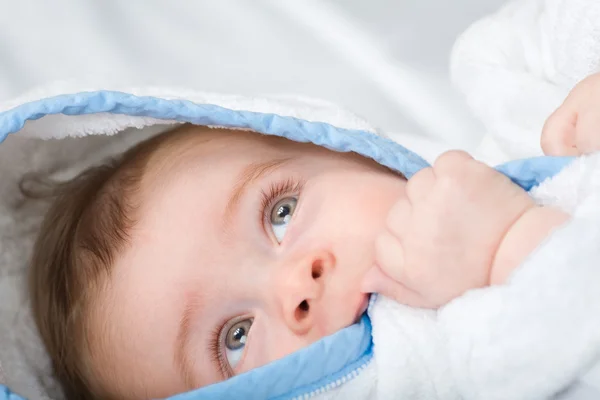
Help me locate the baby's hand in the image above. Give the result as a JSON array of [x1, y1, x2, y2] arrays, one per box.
[[542, 72, 600, 156], [362, 151, 535, 308]]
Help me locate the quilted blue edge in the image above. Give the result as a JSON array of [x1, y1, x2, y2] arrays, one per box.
[[0, 91, 430, 178], [0, 90, 574, 400]]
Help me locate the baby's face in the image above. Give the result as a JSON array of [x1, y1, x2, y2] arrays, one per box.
[[93, 129, 406, 399]]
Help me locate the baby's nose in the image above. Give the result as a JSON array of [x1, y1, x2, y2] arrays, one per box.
[[279, 252, 334, 336]]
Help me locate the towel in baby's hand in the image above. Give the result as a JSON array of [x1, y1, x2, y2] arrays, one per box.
[[369, 153, 600, 400]]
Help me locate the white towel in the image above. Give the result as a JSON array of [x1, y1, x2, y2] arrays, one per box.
[[369, 152, 600, 400], [451, 0, 600, 163]]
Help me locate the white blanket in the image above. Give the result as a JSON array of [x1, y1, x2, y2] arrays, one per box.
[[370, 152, 600, 400]]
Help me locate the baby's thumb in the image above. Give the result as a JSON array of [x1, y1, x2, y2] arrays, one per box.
[[361, 265, 430, 308]]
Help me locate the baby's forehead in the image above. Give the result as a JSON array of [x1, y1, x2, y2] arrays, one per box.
[[138, 127, 294, 191], [153, 127, 296, 157], [146, 127, 308, 172]]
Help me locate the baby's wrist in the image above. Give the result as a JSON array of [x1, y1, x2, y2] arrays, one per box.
[[489, 206, 570, 285]]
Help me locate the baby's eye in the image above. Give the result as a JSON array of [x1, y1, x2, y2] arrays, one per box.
[[223, 318, 253, 370], [269, 197, 298, 243]]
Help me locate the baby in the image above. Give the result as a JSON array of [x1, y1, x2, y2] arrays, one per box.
[[28, 73, 600, 400]]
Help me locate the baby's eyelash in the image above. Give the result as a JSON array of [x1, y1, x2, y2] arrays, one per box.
[[209, 323, 229, 378], [259, 178, 305, 222]]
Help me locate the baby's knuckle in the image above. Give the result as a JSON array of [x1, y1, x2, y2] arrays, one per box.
[[435, 170, 465, 194], [433, 150, 473, 172]]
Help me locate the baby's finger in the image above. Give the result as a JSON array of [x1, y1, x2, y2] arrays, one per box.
[[405, 167, 435, 205], [374, 231, 405, 282], [541, 106, 580, 156], [360, 265, 430, 308], [385, 197, 411, 238]]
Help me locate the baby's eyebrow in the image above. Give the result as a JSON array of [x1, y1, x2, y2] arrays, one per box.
[[222, 157, 291, 234]]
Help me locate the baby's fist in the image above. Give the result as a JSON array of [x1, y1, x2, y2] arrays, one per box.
[[363, 151, 535, 308], [542, 72, 600, 156]]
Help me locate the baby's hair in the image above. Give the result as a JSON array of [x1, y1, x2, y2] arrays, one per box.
[[27, 124, 196, 399]]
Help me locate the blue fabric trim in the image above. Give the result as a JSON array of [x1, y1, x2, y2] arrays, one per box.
[[0, 90, 576, 399], [496, 156, 576, 191], [0, 91, 429, 180]]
